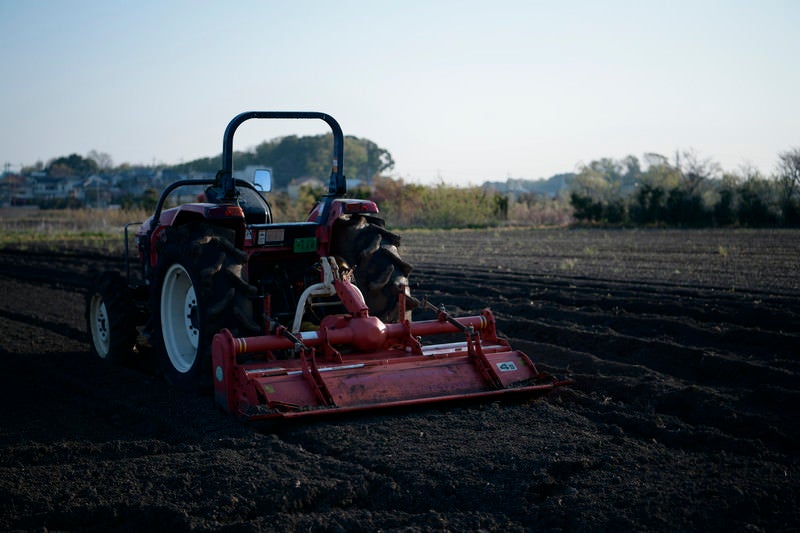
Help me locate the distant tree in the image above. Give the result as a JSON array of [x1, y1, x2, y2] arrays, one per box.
[[777, 147, 800, 225], [141, 188, 159, 212], [21, 160, 45, 173], [643, 152, 669, 168], [572, 160, 616, 203], [713, 173, 741, 226], [570, 192, 604, 223], [714, 188, 737, 226], [737, 173, 778, 227], [631, 184, 666, 224], [246, 134, 394, 188], [370, 175, 425, 227], [644, 149, 717, 226], [172, 156, 218, 174], [677, 148, 720, 194], [298, 181, 326, 208], [507, 193, 572, 226], [47, 153, 98, 177], [777, 148, 800, 196], [641, 153, 681, 190], [493, 194, 509, 220], [665, 188, 710, 227], [348, 137, 395, 183], [621, 155, 642, 190], [365, 139, 395, 179], [87, 150, 114, 172], [569, 156, 639, 224], [604, 198, 628, 224]]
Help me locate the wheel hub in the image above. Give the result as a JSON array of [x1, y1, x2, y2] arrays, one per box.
[[91, 296, 110, 357], [161, 263, 200, 374]]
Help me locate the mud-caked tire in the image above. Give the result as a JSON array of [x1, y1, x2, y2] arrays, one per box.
[[151, 222, 259, 391], [331, 214, 416, 322], [86, 270, 138, 364]]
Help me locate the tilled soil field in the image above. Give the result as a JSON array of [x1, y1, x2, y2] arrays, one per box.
[[0, 227, 798, 531]]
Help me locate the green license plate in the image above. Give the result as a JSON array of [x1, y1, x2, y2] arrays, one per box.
[[293, 237, 317, 253]]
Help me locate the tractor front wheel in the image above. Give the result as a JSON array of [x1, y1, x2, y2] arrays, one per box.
[[85, 270, 138, 364]]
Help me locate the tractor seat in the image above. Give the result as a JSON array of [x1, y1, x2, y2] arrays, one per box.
[[205, 186, 272, 224], [238, 187, 272, 224], [242, 204, 271, 224]]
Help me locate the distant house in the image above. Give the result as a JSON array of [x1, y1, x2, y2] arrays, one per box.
[[81, 175, 111, 206], [111, 168, 160, 196], [31, 174, 82, 200], [0, 173, 33, 206]]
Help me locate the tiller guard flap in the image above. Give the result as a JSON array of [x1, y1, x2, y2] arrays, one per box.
[[212, 305, 569, 421]]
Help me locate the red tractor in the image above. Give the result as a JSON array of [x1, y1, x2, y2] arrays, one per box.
[[86, 112, 566, 420]]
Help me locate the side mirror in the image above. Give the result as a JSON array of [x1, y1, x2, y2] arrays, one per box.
[[253, 168, 272, 192]]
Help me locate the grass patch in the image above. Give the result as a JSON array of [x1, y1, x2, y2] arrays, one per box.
[[0, 207, 145, 250]]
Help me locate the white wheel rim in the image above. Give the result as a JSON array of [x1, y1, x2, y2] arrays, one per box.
[[161, 263, 199, 373], [90, 294, 111, 358]]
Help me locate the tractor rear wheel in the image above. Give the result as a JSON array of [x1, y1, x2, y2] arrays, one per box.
[[86, 270, 138, 364], [151, 222, 258, 390], [332, 214, 416, 322]]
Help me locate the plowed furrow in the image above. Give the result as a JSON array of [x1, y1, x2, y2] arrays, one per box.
[[511, 340, 798, 453], [500, 315, 794, 390], [0, 308, 86, 344], [0, 248, 126, 290], [413, 268, 799, 335], [497, 302, 799, 366]]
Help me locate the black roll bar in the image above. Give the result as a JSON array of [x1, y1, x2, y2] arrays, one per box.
[[220, 111, 346, 201]]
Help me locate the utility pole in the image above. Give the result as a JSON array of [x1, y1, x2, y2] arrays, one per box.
[[3, 162, 11, 206]]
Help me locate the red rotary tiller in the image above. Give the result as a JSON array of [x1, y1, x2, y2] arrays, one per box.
[[213, 259, 566, 420]]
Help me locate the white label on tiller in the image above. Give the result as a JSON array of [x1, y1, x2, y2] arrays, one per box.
[[497, 361, 518, 372]]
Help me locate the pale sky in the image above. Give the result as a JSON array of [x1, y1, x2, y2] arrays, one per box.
[[1, 0, 797, 185]]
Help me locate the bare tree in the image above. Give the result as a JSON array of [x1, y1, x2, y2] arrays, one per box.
[[87, 150, 114, 172], [777, 147, 800, 202], [678, 148, 721, 194], [643, 152, 670, 170]]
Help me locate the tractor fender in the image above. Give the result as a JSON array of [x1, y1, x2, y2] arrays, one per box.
[[307, 198, 379, 225]]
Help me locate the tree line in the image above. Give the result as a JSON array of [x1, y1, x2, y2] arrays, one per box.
[[568, 149, 800, 227], [14, 139, 800, 229]]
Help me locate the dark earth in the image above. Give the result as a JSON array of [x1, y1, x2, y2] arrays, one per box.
[[1, 227, 798, 531]]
